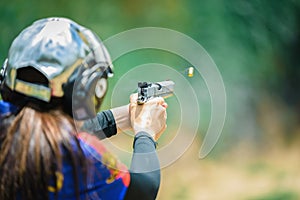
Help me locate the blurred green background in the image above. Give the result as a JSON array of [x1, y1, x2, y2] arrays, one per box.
[[1, 0, 300, 199]]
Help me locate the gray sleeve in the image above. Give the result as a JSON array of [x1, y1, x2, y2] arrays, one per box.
[[81, 110, 117, 139], [124, 132, 161, 200]]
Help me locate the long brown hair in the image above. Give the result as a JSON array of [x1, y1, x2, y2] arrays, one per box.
[[0, 106, 87, 199]]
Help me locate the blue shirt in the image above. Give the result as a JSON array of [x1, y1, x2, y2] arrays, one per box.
[[48, 132, 130, 200]]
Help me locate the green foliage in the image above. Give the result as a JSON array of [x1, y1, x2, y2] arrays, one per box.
[[171, 184, 190, 200], [1, 0, 299, 143], [249, 190, 299, 200], [246, 161, 271, 175]]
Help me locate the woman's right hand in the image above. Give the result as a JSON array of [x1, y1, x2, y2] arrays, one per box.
[[129, 93, 168, 141]]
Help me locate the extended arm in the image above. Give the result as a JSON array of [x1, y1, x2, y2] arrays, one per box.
[[125, 95, 167, 199], [81, 109, 162, 199], [82, 105, 131, 139], [82, 95, 167, 200]]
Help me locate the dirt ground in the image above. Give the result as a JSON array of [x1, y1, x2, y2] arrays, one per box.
[[157, 138, 300, 200]]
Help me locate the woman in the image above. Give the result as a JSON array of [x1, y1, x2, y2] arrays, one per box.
[[0, 17, 167, 200]]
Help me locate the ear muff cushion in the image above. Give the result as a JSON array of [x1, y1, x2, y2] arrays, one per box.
[[70, 72, 107, 120], [95, 78, 107, 99]]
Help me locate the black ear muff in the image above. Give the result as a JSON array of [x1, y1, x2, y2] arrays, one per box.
[[72, 67, 107, 120], [65, 23, 110, 120]]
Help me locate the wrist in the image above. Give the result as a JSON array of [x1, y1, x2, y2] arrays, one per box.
[[133, 127, 155, 139], [133, 132, 158, 149], [110, 104, 132, 133]]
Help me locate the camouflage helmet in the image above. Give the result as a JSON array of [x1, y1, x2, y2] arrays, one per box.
[[0, 17, 113, 120]]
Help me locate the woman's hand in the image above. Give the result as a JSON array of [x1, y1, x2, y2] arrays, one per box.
[[130, 93, 168, 141]]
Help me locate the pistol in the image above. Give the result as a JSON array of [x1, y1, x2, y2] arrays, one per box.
[[137, 80, 175, 104]]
